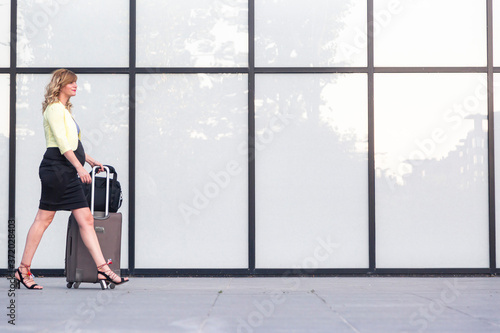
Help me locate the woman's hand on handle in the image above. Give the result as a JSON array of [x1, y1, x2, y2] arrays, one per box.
[[85, 154, 104, 173]]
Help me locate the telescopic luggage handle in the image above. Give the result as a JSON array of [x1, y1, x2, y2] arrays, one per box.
[[90, 166, 110, 219]]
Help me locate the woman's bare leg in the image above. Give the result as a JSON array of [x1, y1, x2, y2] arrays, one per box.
[[71, 207, 106, 264], [16, 209, 57, 289]]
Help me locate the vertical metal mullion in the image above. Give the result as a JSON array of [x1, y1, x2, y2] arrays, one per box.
[[248, 0, 256, 272], [486, 0, 496, 273], [367, 0, 376, 273], [128, 0, 136, 276], [8, 0, 17, 273]]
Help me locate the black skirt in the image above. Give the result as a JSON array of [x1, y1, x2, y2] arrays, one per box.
[[38, 141, 89, 211]]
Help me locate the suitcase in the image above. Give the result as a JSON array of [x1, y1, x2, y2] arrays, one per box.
[[65, 166, 123, 289]]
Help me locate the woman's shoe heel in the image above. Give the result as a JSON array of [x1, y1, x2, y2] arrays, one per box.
[[13, 278, 20, 289], [99, 280, 109, 290]]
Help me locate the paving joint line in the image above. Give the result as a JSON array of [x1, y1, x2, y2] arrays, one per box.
[[197, 278, 232, 332], [310, 290, 361, 333], [407, 292, 500, 329]]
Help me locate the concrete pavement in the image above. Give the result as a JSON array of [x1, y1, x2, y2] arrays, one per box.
[[1, 276, 500, 332]]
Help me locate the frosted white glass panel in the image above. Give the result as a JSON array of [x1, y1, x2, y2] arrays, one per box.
[[0, 0, 9, 66], [495, 74, 500, 268], [0, 75, 9, 268], [256, 0, 367, 67], [375, 73, 489, 268], [136, 74, 248, 268], [495, 0, 500, 66], [17, 0, 128, 67], [16, 74, 129, 268], [255, 74, 368, 269], [137, 1, 248, 67], [374, 0, 486, 66], [75, 74, 130, 268]]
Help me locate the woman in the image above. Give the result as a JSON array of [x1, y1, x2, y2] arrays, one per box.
[[14, 69, 129, 290]]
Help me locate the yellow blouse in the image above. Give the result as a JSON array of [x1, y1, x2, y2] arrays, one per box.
[[43, 102, 81, 154]]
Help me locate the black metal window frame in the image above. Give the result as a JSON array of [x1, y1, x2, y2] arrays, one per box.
[[2, 0, 498, 277]]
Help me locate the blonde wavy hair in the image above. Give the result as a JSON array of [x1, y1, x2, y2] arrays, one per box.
[[42, 69, 78, 113]]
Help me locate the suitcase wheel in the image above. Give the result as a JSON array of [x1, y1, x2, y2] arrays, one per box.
[[109, 284, 115, 289], [74, 282, 81, 289], [66, 282, 73, 289]]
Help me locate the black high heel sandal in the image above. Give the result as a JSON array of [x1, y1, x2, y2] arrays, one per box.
[[14, 263, 43, 290], [97, 260, 129, 290]]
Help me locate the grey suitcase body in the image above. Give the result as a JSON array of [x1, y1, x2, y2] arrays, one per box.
[[65, 166, 122, 289]]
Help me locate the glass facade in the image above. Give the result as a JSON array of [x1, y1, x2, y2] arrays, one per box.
[[0, 0, 9, 67], [17, 0, 129, 67], [374, 0, 486, 66], [135, 74, 248, 268], [255, 74, 368, 268], [495, 73, 500, 269], [255, 0, 367, 67], [137, 0, 248, 67], [495, 0, 500, 66], [15, 74, 129, 268], [0, 74, 8, 268], [375, 73, 489, 268], [1, 0, 499, 274]]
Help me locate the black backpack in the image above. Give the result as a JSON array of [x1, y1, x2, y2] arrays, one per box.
[[82, 165, 123, 213]]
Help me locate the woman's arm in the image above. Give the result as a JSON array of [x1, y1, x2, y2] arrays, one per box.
[[85, 153, 104, 172], [45, 104, 74, 154], [64, 150, 92, 184]]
